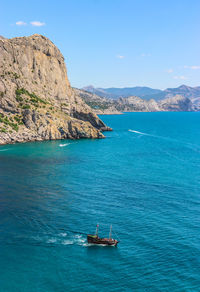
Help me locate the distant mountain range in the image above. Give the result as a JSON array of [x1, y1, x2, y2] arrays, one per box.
[[82, 85, 162, 100], [74, 87, 196, 114], [82, 85, 200, 102]]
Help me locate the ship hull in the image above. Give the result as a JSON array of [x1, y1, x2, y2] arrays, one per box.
[[87, 235, 118, 246]]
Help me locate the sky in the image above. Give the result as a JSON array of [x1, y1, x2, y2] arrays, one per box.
[[1, 0, 200, 89]]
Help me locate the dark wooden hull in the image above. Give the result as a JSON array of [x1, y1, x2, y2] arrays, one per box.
[[87, 235, 118, 246]]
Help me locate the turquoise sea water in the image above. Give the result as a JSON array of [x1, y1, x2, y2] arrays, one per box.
[[0, 112, 200, 291]]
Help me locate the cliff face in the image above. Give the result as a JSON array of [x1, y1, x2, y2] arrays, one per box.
[[0, 34, 110, 144]]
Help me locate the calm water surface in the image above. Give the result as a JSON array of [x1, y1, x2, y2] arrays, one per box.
[[0, 112, 200, 291]]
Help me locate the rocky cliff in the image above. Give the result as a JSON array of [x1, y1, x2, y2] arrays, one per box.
[[0, 34, 110, 144]]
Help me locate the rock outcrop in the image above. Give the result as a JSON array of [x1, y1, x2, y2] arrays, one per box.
[[159, 95, 193, 111], [117, 96, 160, 112], [0, 34, 111, 145], [117, 94, 193, 112]]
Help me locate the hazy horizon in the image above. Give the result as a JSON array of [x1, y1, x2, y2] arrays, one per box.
[[81, 83, 200, 91]]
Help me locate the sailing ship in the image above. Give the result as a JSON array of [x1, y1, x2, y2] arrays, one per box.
[[87, 224, 119, 246]]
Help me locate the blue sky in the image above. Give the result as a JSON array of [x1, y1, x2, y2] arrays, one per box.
[[1, 0, 200, 89]]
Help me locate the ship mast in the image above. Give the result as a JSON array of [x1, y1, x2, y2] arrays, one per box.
[[109, 224, 112, 240]]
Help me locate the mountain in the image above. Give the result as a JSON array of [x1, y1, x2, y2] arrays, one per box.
[[164, 84, 200, 98], [75, 88, 194, 113], [82, 84, 200, 102], [159, 95, 193, 111], [0, 34, 110, 145], [116, 95, 193, 112], [82, 86, 162, 100], [163, 85, 200, 109]]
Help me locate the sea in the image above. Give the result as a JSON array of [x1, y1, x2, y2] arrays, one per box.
[[0, 112, 200, 291]]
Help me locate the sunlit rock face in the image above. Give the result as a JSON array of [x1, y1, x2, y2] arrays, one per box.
[[0, 34, 110, 144]]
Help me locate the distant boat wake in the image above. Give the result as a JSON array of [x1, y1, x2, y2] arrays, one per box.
[[128, 129, 151, 136], [128, 129, 200, 153], [59, 143, 71, 147], [128, 128, 182, 141]]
